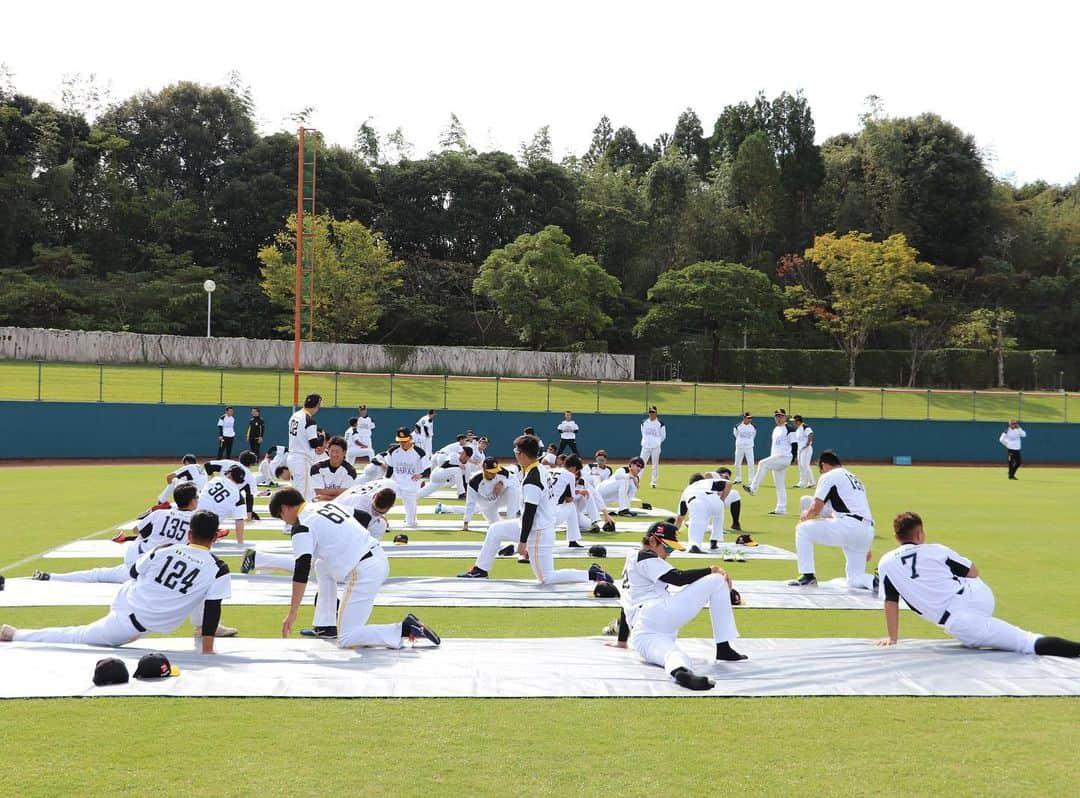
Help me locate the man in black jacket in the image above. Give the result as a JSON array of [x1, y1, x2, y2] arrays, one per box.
[[246, 408, 265, 458]]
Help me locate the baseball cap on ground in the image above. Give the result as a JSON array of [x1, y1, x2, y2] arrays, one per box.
[[134, 652, 180, 678], [93, 657, 129, 686]]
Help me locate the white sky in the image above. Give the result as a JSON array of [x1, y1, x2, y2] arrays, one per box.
[[5, 0, 1078, 185]]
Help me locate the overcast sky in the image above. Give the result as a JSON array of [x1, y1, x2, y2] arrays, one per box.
[[5, 0, 1077, 185]]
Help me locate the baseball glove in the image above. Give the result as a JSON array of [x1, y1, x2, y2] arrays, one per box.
[[729, 588, 742, 606]]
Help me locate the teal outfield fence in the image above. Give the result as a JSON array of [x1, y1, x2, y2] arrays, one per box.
[[1, 361, 1077, 423], [2, 401, 1076, 464]]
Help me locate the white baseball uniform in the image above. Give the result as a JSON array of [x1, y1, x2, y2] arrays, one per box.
[[197, 475, 246, 521], [677, 479, 728, 549], [732, 421, 756, 483], [795, 424, 815, 487], [794, 467, 875, 589], [287, 408, 321, 500], [157, 460, 207, 502], [878, 543, 1039, 654], [598, 466, 639, 512], [639, 417, 666, 487], [749, 424, 793, 512], [374, 444, 430, 528], [412, 413, 435, 453], [461, 469, 512, 525]]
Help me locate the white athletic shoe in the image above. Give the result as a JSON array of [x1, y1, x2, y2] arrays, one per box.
[[0, 624, 15, 642], [722, 548, 736, 562], [734, 549, 747, 562]]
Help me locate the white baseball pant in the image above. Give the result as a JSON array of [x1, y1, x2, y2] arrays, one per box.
[[797, 446, 815, 486], [749, 454, 789, 512], [940, 578, 1039, 654], [733, 447, 754, 483], [393, 478, 420, 527], [418, 467, 464, 500], [557, 502, 582, 544], [630, 573, 739, 673], [336, 548, 404, 649], [475, 520, 590, 584], [48, 541, 142, 583], [795, 495, 874, 589], [686, 494, 726, 548], [599, 477, 637, 512], [640, 446, 661, 487], [286, 453, 314, 500]]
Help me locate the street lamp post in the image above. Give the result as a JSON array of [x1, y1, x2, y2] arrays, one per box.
[[204, 279, 217, 338]]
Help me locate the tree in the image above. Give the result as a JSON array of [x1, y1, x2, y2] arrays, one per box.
[[730, 131, 782, 263], [583, 115, 614, 169], [473, 225, 620, 349], [949, 307, 1017, 388], [671, 108, 709, 179], [519, 125, 552, 166], [438, 113, 474, 155], [258, 214, 403, 342], [605, 126, 653, 175], [785, 232, 933, 385], [635, 261, 783, 379], [354, 118, 380, 166]]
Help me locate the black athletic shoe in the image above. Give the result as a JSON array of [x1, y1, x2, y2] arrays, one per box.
[[31, 570, 50, 581], [688, 545, 705, 554], [498, 544, 516, 557], [1034, 636, 1080, 657], [872, 572, 880, 593], [616, 509, 634, 517], [672, 667, 715, 691], [300, 626, 338, 638], [716, 641, 748, 661], [249, 511, 261, 521], [588, 563, 614, 583], [710, 541, 719, 551], [788, 574, 818, 587], [568, 541, 584, 548], [640, 502, 653, 511], [457, 566, 489, 578], [730, 523, 742, 532], [457, 493, 467, 500], [402, 613, 441, 646], [240, 549, 256, 574]]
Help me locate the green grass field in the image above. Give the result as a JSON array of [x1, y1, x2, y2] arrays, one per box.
[[3, 360, 1077, 422], [0, 462, 1077, 796]]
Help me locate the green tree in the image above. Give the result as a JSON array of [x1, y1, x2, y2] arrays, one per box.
[[474, 225, 620, 349], [785, 231, 933, 385], [671, 107, 709, 179], [259, 214, 403, 342], [583, 115, 614, 169], [948, 307, 1017, 388], [519, 125, 552, 166], [635, 261, 783, 379], [730, 131, 782, 263]]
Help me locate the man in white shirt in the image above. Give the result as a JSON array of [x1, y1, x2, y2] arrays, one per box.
[[788, 450, 876, 590], [3, 510, 233, 652], [639, 406, 666, 489], [556, 410, 580, 455], [610, 521, 746, 691], [198, 465, 248, 545], [418, 447, 471, 500], [310, 436, 358, 501], [413, 409, 436, 453], [205, 451, 259, 517], [217, 406, 236, 459], [673, 473, 731, 554], [732, 412, 756, 484], [999, 420, 1026, 480], [271, 489, 441, 648], [746, 409, 793, 515], [287, 393, 323, 501], [792, 415, 815, 488], [157, 454, 207, 503], [598, 457, 645, 516], [374, 428, 431, 528], [259, 446, 288, 485], [345, 413, 375, 465], [459, 457, 512, 531], [874, 511, 1079, 658]]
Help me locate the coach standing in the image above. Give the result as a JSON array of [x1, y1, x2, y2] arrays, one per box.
[[999, 420, 1026, 480], [217, 407, 236, 458], [246, 408, 265, 458]]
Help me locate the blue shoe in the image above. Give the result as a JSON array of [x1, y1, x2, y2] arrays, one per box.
[[434, 502, 444, 514], [300, 626, 338, 638], [457, 566, 488, 578], [402, 613, 441, 645], [588, 563, 614, 584]]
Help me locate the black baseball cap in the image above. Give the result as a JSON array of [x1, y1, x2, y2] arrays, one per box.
[[395, 427, 412, 442], [483, 457, 500, 473], [93, 657, 130, 686], [646, 521, 685, 550], [134, 652, 180, 679]]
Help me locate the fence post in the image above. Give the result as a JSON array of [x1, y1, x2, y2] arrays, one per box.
[[596, 380, 601, 413], [159, 364, 165, 404], [834, 386, 839, 419], [787, 385, 792, 412], [97, 363, 103, 403], [1017, 391, 1023, 422], [36, 360, 43, 401], [692, 382, 698, 416], [926, 389, 931, 420], [443, 374, 448, 410], [334, 371, 340, 408], [740, 383, 745, 414], [276, 370, 282, 406], [879, 387, 885, 420], [219, 370, 224, 404], [645, 380, 650, 413], [494, 376, 500, 410], [546, 378, 551, 412], [389, 372, 394, 408], [971, 391, 977, 421], [1065, 392, 1069, 423]]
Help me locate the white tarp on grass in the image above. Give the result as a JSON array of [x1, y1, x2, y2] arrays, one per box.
[[1, 637, 1077, 698]]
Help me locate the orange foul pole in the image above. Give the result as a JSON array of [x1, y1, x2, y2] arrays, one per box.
[[293, 128, 305, 409]]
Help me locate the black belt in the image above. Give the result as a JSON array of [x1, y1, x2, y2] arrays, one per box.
[[128, 613, 147, 633], [360, 549, 374, 563], [937, 586, 966, 625], [846, 514, 868, 523]]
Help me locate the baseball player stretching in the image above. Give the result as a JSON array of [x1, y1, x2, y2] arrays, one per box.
[[792, 415, 815, 488], [639, 406, 666, 489], [457, 435, 613, 584], [746, 409, 793, 514], [611, 521, 746, 691], [3, 511, 232, 652], [788, 450, 876, 590], [875, 512, 1080, 657], [374, 428, 431, 528], [732, 412, 756, 483], [287, 393, 323, 501]]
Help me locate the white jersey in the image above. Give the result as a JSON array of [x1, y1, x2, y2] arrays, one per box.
[[259, 447, 287, 483], [170, 462, 206, 491], [310, 459, 358, 492], [620, 549, 677, 607], [290, 501, 378, 582], [558, 420, 579, 440], [540, 452, 557, 466], [640, 418, 666, 449], [124, 542, 231, 632], [520, 462, 561, 533], [218, 414, 235, 437], [134, 507, 195, 553], [413, 414, 434, 445], [354, 416, 375, 447], [589, 462, 612, 482], [375, 444, 430, 485], [795, 425, 813, 447], [813, 467, 872, 522], [733, 423, 756, 448], [345, 427, 374, 459], [878, 542, 973, 622], [769, 424, 792, 457], [467, 469, 511, 502], [999, 427, 1026, 450], [207, 459, 257, 497], [677, 477, 727, 516], [197, 475, 246, 520], [287, 409, 320, 457], [331, 490, 390, 540]]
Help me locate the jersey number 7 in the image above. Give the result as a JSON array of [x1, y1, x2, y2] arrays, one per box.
[[900, 552, 919, 579]]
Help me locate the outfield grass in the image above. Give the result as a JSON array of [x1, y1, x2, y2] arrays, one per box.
[[2, 360, 1076, 422], [0, 462, 1077, 796]]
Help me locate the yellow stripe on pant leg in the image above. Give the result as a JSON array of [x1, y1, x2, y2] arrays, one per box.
[[337, 566, 358, 631]]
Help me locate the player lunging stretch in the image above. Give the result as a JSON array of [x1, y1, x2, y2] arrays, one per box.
[[875, 511, 1080, 657]]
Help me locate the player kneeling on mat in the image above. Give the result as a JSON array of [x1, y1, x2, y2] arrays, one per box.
[[608, 521, 746, 691], [874, 512, 1080, 657], [2, 510, 234, 652], [270, 488, 440, 649]]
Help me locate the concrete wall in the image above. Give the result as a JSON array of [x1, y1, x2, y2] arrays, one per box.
[[2, 401, 1075, 464], [0, 327, 634, 380]]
